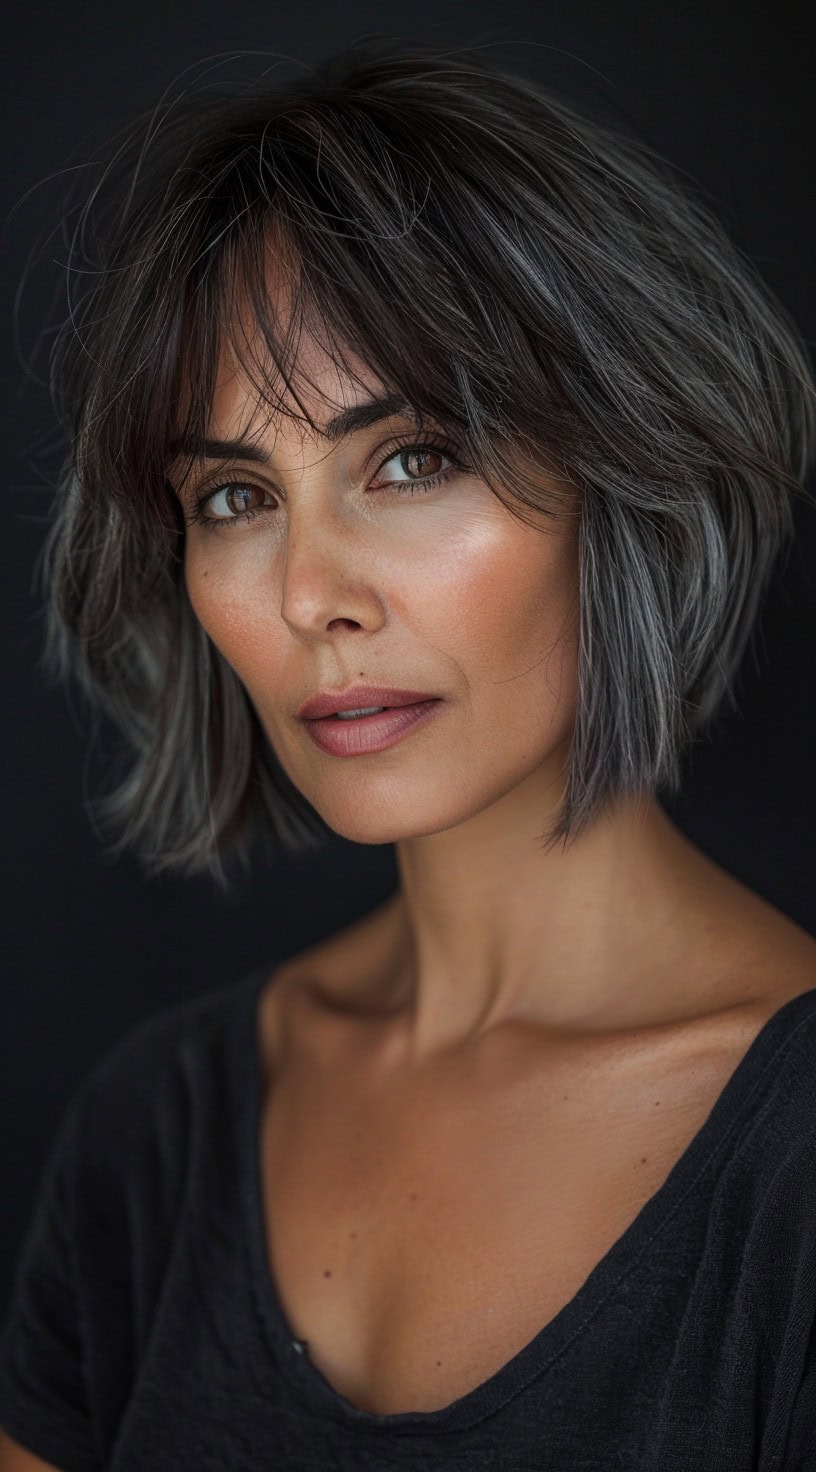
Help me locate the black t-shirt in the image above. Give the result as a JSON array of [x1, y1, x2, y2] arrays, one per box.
[[2, 962, 816, 1471]]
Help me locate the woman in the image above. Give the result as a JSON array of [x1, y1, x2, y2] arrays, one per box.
[[1, 37, 815, 1471]]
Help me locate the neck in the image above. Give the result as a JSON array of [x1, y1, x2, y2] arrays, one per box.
[[384, 778, 731, 1060]]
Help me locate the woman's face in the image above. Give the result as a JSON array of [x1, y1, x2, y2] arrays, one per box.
[[174, 326, 581, 846]]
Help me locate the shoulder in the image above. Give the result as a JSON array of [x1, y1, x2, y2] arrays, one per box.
[[750, 977, 816, 1120], [712, 928, 816, 1136], [733, 983, 816, 1342], [80, 971, 246, 1090], [711, 967, 816, 1234], [683, 880, 816, 1109], [96, 968, 258, 1068], [63, 965, 272, 1181]]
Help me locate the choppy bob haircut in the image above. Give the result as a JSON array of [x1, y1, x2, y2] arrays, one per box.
[[37, 38, 815, 888]]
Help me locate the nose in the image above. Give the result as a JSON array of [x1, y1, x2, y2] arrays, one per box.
[[278, 503, 385, 643]]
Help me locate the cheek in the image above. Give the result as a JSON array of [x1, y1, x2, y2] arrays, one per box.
[[413, 511, 580, 717], [183, 551, 288, 677]]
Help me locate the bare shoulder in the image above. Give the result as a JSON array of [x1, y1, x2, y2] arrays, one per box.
[[701, 867, 816, 1019], [640, 822, 811, 1020]]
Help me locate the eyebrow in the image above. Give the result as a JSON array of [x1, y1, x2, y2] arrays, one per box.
[[168, 392, 416, 463]]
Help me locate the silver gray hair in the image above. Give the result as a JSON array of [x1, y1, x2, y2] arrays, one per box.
[[36, 39, 816, 889]]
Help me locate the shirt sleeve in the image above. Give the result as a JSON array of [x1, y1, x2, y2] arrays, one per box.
[[0, 1085, 102, 1472]]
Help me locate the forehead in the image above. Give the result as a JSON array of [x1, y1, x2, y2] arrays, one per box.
[[208, 327, 383, 447], [206, 243, 385, 449]]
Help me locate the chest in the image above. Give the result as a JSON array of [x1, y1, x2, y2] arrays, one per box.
[[256, 1025, 749, 1416]]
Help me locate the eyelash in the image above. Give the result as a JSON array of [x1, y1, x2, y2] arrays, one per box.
[[184, 434, 468, 532]]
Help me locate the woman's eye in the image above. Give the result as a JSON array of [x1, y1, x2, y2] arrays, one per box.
[[185, 481, 273, 530], [373, 443, 461, 495], [205, 483, 268, 520]]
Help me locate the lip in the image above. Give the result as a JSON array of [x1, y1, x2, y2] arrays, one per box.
[[298, 686, 440, 720], [302, 698, 444, 757]]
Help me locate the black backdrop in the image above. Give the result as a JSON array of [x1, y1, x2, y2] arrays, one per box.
[[2, 0, 814, 1316]]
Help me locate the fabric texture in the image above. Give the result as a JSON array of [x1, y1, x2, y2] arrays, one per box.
[[1, 961, 815, 1471]]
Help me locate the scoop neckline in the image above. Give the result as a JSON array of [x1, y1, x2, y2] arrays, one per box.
[[231, 960, 816, 1436]]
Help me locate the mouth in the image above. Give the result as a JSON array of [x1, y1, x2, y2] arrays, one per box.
[[302, 698, 444, 756], [298, 686, 441, 721], [321, 703, 427, 721]]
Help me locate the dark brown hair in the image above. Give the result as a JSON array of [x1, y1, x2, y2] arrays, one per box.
[[35, 38, 816, 889]]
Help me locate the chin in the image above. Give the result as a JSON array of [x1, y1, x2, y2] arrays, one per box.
[[309, 786, 482, 847]]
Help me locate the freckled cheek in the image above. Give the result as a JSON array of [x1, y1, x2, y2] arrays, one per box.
[[183, 556, 289, 679]]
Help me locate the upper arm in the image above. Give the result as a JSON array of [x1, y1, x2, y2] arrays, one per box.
[[0, 1427, 65, 1472]]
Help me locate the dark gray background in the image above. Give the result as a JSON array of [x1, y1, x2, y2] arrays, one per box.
[[2, 0, 814, 1314]]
